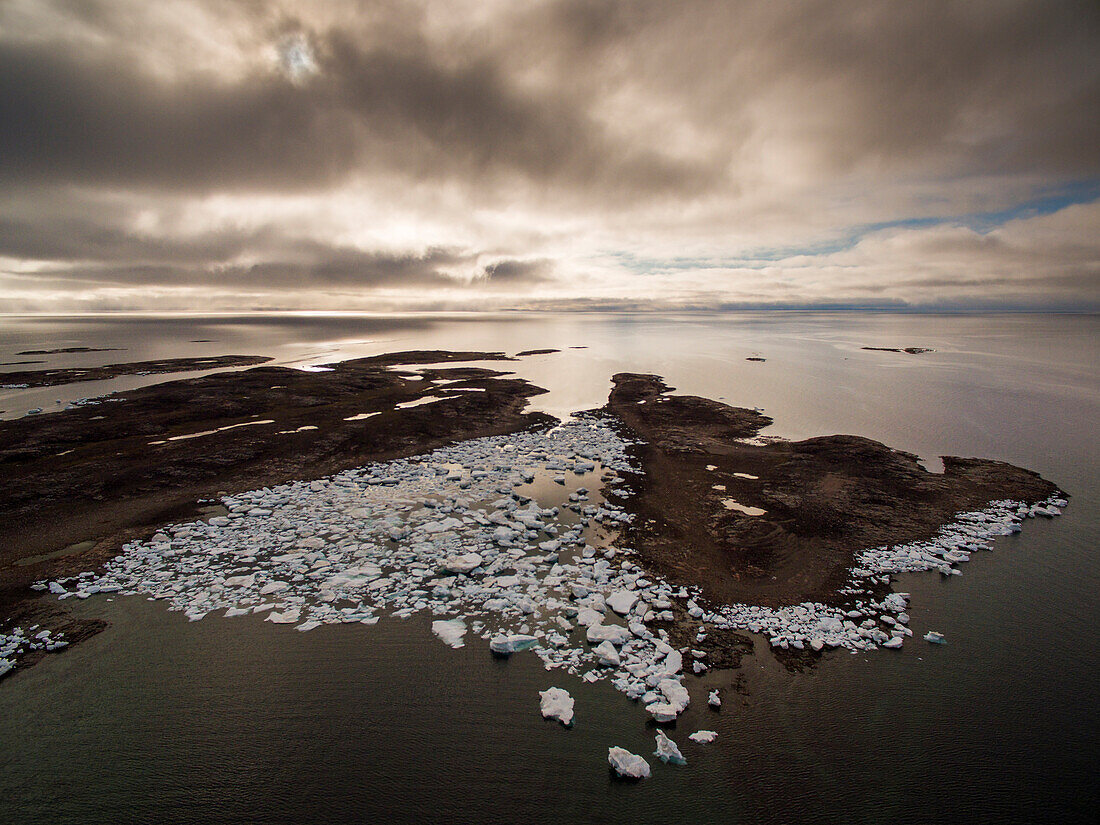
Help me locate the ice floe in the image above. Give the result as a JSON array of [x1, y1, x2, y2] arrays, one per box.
[[608, 746, 651, 779], [489, 634, 538, 655], [24, 409, 1068, 777], [539, 686, 575, 727], [38, 416, 723, 731], [689, 730, 718, 744], [0, 626, 68, 677], [699, 496, 1067, 654], [432, 618, 467, 648], [654, 730, 686, 765]]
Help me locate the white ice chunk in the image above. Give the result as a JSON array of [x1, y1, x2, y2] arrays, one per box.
[[608, 747, 651, 779], [594, 639, 621, 667], [489, 634, 538, 655], [539, 687, 575, 727], [658, 678, 690, 713], [431, 618, 468, 648], [653, 730, 686, 765], [606, 590, 638, 615], [442, 553, 483, 574], [265, 608, 301, 624], [575, 608, 604, 627], [646, 703, 680, 723], [586, 624, 632, 646]]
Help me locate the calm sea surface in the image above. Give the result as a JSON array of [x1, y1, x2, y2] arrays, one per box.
[[1, 312, 1097, 824]]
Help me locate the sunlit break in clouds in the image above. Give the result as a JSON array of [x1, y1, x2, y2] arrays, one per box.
[[1, 0, 1097, 312], [277, 33, 318, 83]]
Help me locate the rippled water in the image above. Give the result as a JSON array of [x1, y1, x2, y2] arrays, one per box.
[[1, 312, 1097, 824]]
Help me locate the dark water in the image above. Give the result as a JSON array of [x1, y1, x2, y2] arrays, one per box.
[[1, 312, 1097, 823]]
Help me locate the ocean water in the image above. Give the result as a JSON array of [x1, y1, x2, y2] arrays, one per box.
[[0, 311, 1097, 824]]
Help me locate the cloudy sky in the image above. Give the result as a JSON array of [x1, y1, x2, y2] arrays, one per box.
[[2, 0, 1098, 312]]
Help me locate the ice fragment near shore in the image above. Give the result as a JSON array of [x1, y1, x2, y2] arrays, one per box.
[[489, 634, 538, 655], [608, 746, 651, 779], [586, 624, 631, 646], [594, 639, 621, 667], [265, 608, 301, 624], [924, 631, 946, 644], [539, 687, 575, 727], [654, 730, 686, 764], [658, 678, 689, 712], [442, 553, 483, 574], [689, 730, 718, 744], [0, 626, 69, 677], [606, 590, 638, 615], [432, 618, 468, 648]]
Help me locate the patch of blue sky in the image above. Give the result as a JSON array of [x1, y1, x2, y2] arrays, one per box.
[[612, 178, 1100, 274]]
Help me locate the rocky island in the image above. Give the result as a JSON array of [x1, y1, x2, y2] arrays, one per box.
[[0, 353, 1065, 691]]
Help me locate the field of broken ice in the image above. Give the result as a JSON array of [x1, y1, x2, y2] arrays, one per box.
[[10, 413, 1068, 776]]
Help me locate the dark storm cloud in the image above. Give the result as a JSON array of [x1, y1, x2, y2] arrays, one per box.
[[520, 0, 1100, 179], [24, 239, 471, 290], [758, 0, 1100, 176], [0, 214, 265, 264], [223, 245, 470, 288], [0, 41, 353, 192], [2, 0, 1097, 197], [0, 29, 708, 197], [1, 0, 1097, 310], [481, 259, 553, 283], [0, 200, 470, 286]]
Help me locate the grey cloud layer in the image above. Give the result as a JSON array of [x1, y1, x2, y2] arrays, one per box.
[[0, 26, 707, 197], [1, 0, 1097, 310]]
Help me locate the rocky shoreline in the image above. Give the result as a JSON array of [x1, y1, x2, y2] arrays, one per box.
[[605, 373, 1060, 609], [0, 354, 273, 389], [0, 354, 1066, 686], [0, 351, 553, 657]]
